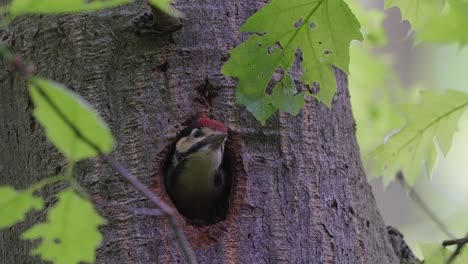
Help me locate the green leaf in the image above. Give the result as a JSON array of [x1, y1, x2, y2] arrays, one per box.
[[384, 0, 445, 31], [222, 0, 362, 124], [22, 189, 105, 264], [9, 0, 131, 17], [0, 186, 44, 229], [271, 74, 305, 116], [421, 243, 468, 264], [148, 0, 180, 17], [29, 78, 115, 161], [372, 90, 468, 186], [418, 0, 468, 46]]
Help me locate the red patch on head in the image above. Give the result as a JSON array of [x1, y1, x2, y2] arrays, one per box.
[[198, 117, 227, 134]]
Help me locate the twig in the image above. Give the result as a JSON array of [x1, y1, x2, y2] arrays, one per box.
[[443, 236, 468, 247], [26, 175, 64, 192], [443, 234, 468, 264], [2, 51, 197, 264], [101, 155, 197, 263], [92, 196, 164, 216], [396, 171, 456, 239], [101, 155, 174, 215]]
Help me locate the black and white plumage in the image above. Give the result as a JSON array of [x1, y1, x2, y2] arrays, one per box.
[[165, 118, 228, 224]]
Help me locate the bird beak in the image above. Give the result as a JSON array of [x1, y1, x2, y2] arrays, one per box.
[[205, 134, 226, 149]]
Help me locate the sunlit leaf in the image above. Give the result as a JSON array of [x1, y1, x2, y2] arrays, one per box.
[[0, 186, 44, 229], [9, 0, 131, 17], [222, 0, 362, 124], [29, 77, 115, 161], [22, 189, 105, 264], [421, 243, 468, 264], [372, 90, 468, 186]]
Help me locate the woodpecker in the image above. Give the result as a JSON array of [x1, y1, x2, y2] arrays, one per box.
[[165, 117, 228, 224]]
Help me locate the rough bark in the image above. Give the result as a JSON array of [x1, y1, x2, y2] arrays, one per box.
[[0, 0, 399, 263]]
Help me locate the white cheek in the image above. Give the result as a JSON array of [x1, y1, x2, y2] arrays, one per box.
[[214, 148, 223, 167]]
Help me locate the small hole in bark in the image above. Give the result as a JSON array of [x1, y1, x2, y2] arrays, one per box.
[[195, 78, 217, 104], [220, 54, 229, 62], [161, 117, 234, 226], [247, 233, 252, 239], [29, 117, 36, 132], [155, 61, 169, 73], [54, 165, 62, 175]]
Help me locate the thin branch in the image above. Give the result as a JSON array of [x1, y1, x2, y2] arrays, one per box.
[[396, 171, 456, 239], [92, 196, 164, 216], [2, 51, 197, 264], [443, 236, 468, 247], [101, 155, 196, 263], [101, 155, 174, 215], [26, 175, 64, 193], [443, 234, 468, 264]]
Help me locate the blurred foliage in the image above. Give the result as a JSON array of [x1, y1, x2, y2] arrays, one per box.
[[346, 0, 406, 169], [373, 90, 468, 186], [349, 45, 405, 161], [148, 0, 180, 17], [346, 0, 387, 47], [8, 0, 132, 16], [421, 243, 468, 263], [418, 0, 468, 46], [385, 0, 445, 32], [386, 0, 468, 46], [351, 0, 468, 261], [349, 0, 468, 187], [6, 0, 176, 17]]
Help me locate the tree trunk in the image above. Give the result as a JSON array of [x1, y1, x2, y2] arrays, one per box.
[[0, 0, 399, 263]]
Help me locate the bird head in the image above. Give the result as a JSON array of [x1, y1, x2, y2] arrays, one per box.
[[175, 117, 227, 156]]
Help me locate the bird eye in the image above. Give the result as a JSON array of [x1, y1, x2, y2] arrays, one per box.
[[193, 130, 202, 138]]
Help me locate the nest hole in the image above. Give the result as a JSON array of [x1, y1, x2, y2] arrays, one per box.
[[159, 118, 236, 227]]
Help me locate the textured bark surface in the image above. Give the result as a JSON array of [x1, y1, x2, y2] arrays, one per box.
[[0, 0, 399, 263]]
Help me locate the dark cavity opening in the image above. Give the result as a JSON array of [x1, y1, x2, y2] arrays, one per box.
[[162, 119, 233, 226]]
